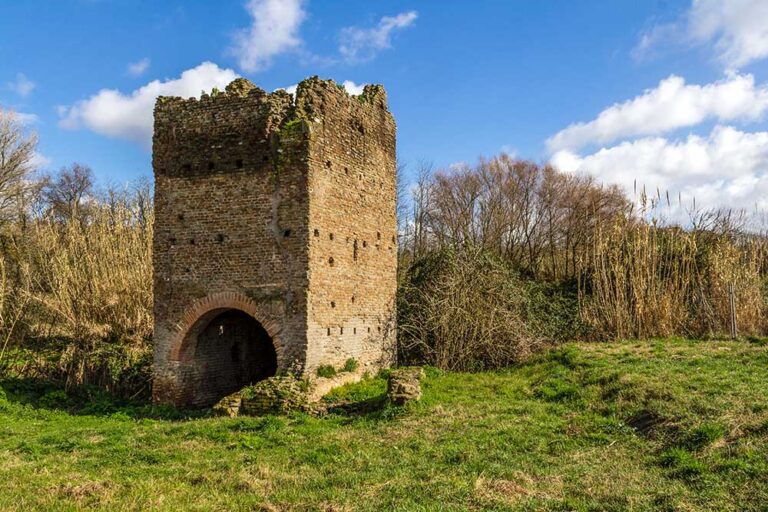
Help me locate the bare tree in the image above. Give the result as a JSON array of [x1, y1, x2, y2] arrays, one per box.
[[403, 154, 631, 278], [409, 160, 434, 259], [0, 109, 38, 223], [42, 163, 95, 221], [396, 159, 409, 241]]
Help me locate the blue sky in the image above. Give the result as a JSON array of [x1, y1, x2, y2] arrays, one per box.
[[3, 0, 768, 209]]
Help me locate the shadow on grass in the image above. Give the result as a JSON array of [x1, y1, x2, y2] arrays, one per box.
[[325, 394, 389, 416], [0, 377, 207, 420], [1, 377, 404, 423]]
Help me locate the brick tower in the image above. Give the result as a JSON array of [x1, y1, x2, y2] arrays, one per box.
[[151, 77, 397, 406]]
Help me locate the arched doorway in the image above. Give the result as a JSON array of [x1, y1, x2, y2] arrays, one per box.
[[189, 309, 278, 406]]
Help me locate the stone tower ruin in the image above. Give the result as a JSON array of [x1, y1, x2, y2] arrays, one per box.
[[152, 77, 397, 407]]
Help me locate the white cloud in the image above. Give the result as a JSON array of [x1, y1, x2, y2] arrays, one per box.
[[230, 0, 306, 73], [30, 151, 52, 170], [341, 80, 365, 95], [127, 58, 151, 77], [12, 112, 39, 125], [339, 11, 417, 62], [59, 62, 239, 148], [551, 125, 768, 211], [278, 80, 366, 97], [688, 0, 768, 69], [0, 108, 38, 125], [7, 73, 35, 97], [636, 0, 768, 70], [546, 73, 768, 152]]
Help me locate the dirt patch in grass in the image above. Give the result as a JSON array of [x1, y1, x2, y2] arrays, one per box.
[[49, 480, 114, 507], [474, 472, 564, 506]]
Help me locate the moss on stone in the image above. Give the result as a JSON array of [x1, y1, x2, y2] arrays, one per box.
[[239, 377, 309, 416]]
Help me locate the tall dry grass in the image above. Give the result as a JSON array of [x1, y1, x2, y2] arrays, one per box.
[[579, 206, 768, 340], [0, 183, 153, 395], [26, 190, 153, 342]]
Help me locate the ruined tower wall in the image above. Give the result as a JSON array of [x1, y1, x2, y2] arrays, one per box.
[[152, 84, 311, 405], [298, 80, 398, 372], [152, 77, 397, 406]]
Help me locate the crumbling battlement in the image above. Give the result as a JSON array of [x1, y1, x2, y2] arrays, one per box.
[[153, 78, 388, 163], [152, 77, 397, 407]]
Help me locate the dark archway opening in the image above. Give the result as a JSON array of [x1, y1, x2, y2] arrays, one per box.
[[192, 309, 277, 406]]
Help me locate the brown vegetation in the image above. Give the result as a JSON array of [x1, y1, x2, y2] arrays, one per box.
[[399, 154, 631, 279], [397, 154, 768, 367], [581, 208, 767, 339], [397, 248, 547, 370], [0, 112, 152, 393], [1, 109, 767, 388]]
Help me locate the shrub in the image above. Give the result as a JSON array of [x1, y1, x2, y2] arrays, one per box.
[[397, 247, 546, 371], [399, 154, 768, 343], [20, 338, 153, 399], [524, 279, 589, 342], [38, 389, 70, 410], [316, 365, 337, 378], [342, 358, 359, 373]]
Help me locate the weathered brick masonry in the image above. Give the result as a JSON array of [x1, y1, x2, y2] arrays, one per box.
[[152, 77, 397, 407]]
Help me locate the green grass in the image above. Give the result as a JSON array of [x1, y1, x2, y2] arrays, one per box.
[[2, 338, 768, 510]]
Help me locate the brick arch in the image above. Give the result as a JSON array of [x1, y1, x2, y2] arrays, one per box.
[[169, 291, 284, 367]]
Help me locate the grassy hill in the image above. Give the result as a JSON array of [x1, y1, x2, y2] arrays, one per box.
[[1, 338, 767, 511]]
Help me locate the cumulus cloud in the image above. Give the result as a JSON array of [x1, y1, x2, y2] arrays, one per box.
[[551, 125, 768, 211], [59, 62, 238, 148], [230, 0, 306, 72], [556, 1, 768, 213], [546, 73, 768, 152], [689, 0, 768, 69], [279, 80, 366, 97], [339, 11, 417, 62], [127, 58, 151, 77], [7, 73, 35, 97], [636, 0, 768, 70]]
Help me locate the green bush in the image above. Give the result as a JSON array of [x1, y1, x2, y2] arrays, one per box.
[[342, 358, 359, 373], [524, 279, 589, 342], [316, 365, 337, 378], [2, 337, 152, 400], [38, 390, 70, 410]]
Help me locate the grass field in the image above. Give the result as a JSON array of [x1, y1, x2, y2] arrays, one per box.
[[1, 338, 768, 511]]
